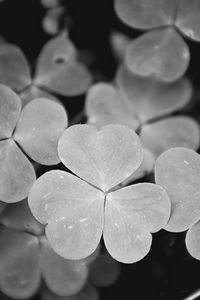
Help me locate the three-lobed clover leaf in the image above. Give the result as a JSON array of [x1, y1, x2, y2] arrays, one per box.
[[28, 124, 171, 264], [0, 84, 68, 203], [0, 200, 88, 299], [114, 0, 200, 82], [0, 32, 91, 105], [154, 148, 200, 261]]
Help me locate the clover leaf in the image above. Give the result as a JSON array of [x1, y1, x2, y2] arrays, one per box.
[[0, 84, 68, 203], [114, 0, 200, 81], [0, 32, 91, 104], [85, 66, 199, 182], [125, 27, 190, 82], [28, 124, 170, 263], [154, 147, 200, 261]]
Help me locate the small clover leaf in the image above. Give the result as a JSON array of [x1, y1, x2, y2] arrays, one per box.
[[28, 124, 170, 263]]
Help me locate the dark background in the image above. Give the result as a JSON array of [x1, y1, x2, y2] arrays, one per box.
[[0, 1, 200, 299]]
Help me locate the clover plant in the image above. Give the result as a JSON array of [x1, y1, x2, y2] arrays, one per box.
[[0, 0, 200, 299]]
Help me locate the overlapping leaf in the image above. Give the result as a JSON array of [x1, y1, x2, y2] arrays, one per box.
[[155, 148, 200, 232], [0, 202, 88, 298], [41, 237, 88, 296], [0, 84, 68, 202], [116, 65, 192, 123], [114, 0, 200, 42], [140, 116, 200, 159], [0, 139, 36, 203], [0, 84, 21, 139], [28, 124, 170, 263], [0, 34, 91, 100], [0, 200, 44, 236], [0, 226, 40, 299], [14, 98, 68, 165], [121, 148, 155, 185], [125, 28, 190, 82], [0, 44, 31, 92], [19, 85, 60, 107], [85, 83, 139, 130]]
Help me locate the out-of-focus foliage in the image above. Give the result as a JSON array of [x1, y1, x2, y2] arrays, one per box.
[[115, 0, 200, 41], [114, 0, 200, 81], [41, 283, 99, 300], [114, 0, 177, 30], [88, 252, 121, 287], [0, 32, 92, 105], [0, 200, 88, 299], [125, 28, 190, 82], [155, 148, 200, 260]]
